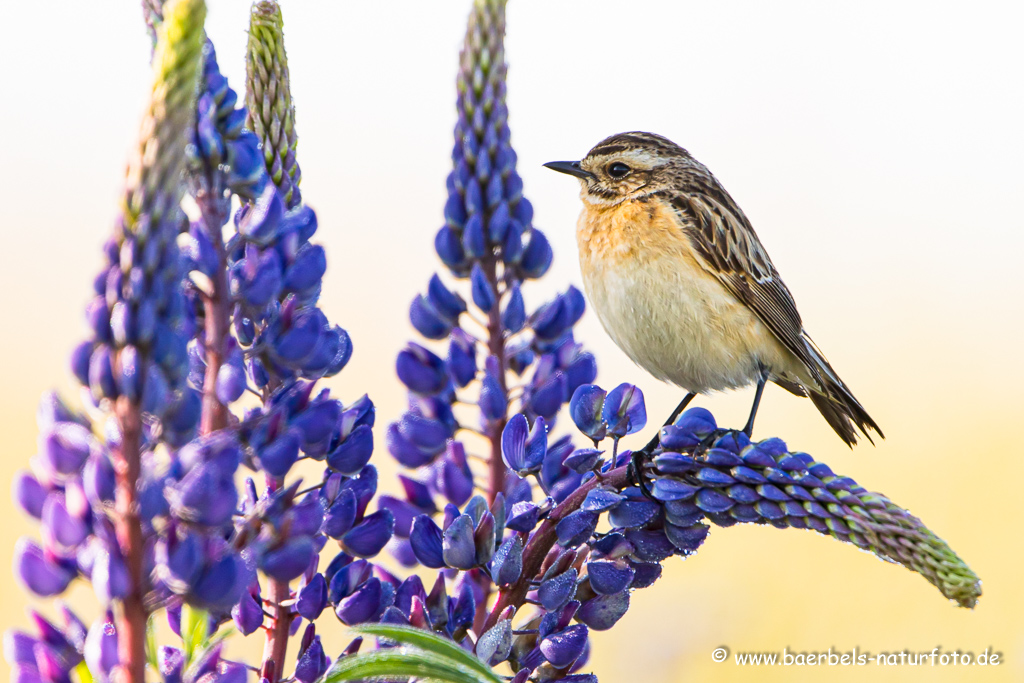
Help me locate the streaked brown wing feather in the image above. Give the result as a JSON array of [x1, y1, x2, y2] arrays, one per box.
[[667, 190, 824, 386]]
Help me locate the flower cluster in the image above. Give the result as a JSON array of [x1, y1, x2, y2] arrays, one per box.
[[9, 2, 387, 682], [7, 1, 981, 683], [385, 0, 596, 546]]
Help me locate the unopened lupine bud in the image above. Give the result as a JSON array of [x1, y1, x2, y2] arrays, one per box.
[[294, 634, 328, 683], [538, 568, 577, 612], [477, 618, 513, 665], [442, 514, 477, 570], [540, 624, 588, 669], [586, 559, 635, 596], [246, 0, 301, 208]]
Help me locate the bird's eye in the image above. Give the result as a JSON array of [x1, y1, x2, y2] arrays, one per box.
[[607, 162, 631, 179]]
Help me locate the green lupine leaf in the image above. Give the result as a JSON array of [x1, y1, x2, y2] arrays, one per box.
[[181, 604, 207, 662], [320, 649, 497, 683], [146, 615, 159, 671], [347, 623, 502, 683], [183, 625, 237, 683], [72, 661, 94, 683]]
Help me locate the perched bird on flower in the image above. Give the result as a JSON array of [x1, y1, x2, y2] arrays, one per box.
[[545, 131, 882, 447]]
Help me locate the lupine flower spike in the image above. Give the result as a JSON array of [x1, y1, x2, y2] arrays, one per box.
[[247, 0, 301, 208], [7, 2, 980, 683]]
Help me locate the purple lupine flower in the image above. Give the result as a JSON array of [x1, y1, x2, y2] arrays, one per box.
[[385, 5, 599, 638], [84, 611, 119, 683], [9, 3, 984, 683]]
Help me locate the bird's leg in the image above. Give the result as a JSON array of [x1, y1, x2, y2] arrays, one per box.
[[629, 392, 697, 495], [742, 366, 769, 437]]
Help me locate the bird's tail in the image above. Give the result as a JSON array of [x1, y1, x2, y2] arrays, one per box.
[[801, 335, 883, 447]]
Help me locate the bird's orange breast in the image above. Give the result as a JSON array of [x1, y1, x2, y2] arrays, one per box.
[[575, 198, 803, 392], [576, 199, 695, 272]]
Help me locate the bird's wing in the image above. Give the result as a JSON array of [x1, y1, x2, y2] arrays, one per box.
[[666, 190, 823, 385]]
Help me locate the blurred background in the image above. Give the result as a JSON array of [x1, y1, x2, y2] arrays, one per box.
[[2, 1, 1022, 681]]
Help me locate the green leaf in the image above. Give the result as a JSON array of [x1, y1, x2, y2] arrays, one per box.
[[347, 623, 502, 683], [183, 620, 236, 683], [320, 649, 498, 683], [146, 615, 159, 671], [72, 661, 94, 683], [181, 604, 208, 662]]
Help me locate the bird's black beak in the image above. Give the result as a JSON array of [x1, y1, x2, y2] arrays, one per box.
[[543, 160, 594, 180]]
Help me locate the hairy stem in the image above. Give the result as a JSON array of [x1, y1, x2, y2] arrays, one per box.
[[112, 398, 149, 683], [476, 255, 507, 635], [261, 572, 292, 682], [261, 472, 291, 681], [483, 256, 508, 504], [197, 196, 230, 434], [483, 465, 630, 633]]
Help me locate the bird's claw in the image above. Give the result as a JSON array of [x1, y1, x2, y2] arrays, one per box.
[[693, 428, 745, 461], [628, 447, 656, 500]]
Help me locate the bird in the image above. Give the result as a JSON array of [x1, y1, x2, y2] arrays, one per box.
[[544, 131, 882, 451]]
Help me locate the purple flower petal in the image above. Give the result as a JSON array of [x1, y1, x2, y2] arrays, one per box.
[[296, 573, 328, 621], [446, 330, 477, 387], [490, 534, 523, 586], [520, 228, 552, 279], [396, 343, 448, 396], [322, 488, 358, 539], [500, 413, 529, 472], [540, 624, 588, 668], [342, 509, 394, 558], [586, 559, 635, 595], [577, 591, 630, 631], [327, 423, 374, 476], [409, 515, 446, 569], [569, 385, 606, 441], [84, 612, 118, 682], [231, 590, 264, 635], [538, 568, 577, 611], [602, 383, 647, 437], [294, 635, 329, 683], [335, 577, 382, 625], [14, 539, 73, 597], [442, 514, 477, 570], [502, 283, 526, 333], [470, 263, 496, 313], [555, 510, 598, 548], [13, 472, 47, 520], [39, 423, 94, 478]]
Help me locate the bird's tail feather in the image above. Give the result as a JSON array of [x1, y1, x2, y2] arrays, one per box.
[[802, 336, 883, 447]]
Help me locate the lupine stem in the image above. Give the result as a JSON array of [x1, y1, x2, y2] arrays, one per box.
[[258, 465, 292, 681], [477, 255, 507, 635], [112, 398, 149, 683], [197, 197, 230, 434], [484, 256, 507, 505], [483, 466, 631, 633], [110, 0, 205, 678], [261, 577, 292, 682]]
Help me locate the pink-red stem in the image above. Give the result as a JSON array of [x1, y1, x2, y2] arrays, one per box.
[[112, 398, 148, 683], [483, 465, 630, 633]]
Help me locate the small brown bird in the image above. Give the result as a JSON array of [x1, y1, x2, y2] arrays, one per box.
[[545, 131, 882, 447]]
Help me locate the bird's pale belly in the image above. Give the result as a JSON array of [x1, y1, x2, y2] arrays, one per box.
[[576, 202, 799, 393]]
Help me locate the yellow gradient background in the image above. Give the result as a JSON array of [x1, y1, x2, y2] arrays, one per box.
[[2, 1, 1022, 681]]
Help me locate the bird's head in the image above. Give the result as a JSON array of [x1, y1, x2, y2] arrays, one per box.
[[544, 131, 695, 206]]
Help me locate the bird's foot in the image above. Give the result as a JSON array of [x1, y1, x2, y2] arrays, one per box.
[[628, 447, 657, 501], [693, 428, 747, 461]]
